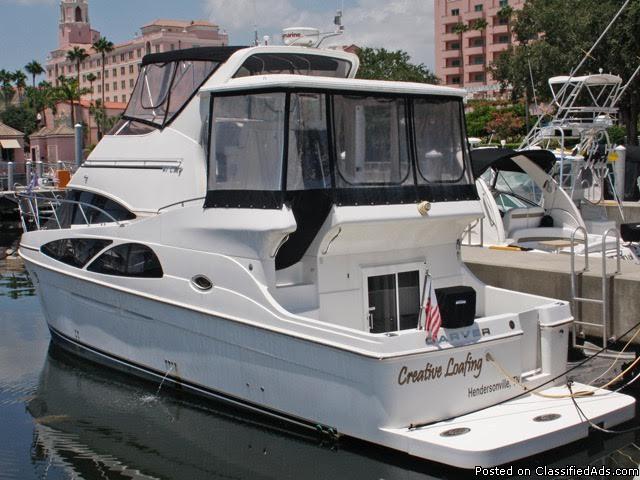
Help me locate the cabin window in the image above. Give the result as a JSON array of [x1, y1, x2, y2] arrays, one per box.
[[41, 239, 112, 268], [333, 95, 410, 186], [88, 243, 163, 278], [50, 190, 136, 228], [414, 98, 470, 184], [209, 93, 285, 191], [287, 93, 331, 190], [233, 53, 352, 79]]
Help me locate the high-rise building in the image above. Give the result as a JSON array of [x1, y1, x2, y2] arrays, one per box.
[[47, 0, 229, 105], [434, 0, 524, 96]]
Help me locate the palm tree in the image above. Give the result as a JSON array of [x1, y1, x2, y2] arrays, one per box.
[[86, 72, 97, 100], [497, 6, 515, 46], [13, 70, 27, 102], [25, 60, 45, 87], [92, 37, 114, 106], [58, 76, 90, 127], [66, 47, 89, 128], [470, 18, 489, 85], [66, 46, 89, 86], [0, 69, 15, 108], [452, 22, 469, 87]]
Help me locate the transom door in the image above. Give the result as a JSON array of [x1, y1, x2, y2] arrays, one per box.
[[365, 266, 422, 334]]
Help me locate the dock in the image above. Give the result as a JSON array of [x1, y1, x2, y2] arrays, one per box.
[[463, 246, 640, 345]]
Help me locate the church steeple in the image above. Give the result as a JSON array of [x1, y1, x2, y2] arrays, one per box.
[[58, 0, 93, 47]]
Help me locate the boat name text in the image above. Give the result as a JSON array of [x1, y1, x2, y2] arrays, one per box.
[[397, 352, 483, 385]]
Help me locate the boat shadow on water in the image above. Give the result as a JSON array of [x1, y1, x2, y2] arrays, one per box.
[[24, 343, 640, 480]]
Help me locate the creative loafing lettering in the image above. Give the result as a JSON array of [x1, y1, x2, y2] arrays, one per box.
[[397, 352, 483, 385]]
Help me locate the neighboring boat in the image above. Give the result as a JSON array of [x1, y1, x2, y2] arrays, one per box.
[[18, 45, 635, 468], [468, 147, 634, 258], [520, 72, 640, 244]]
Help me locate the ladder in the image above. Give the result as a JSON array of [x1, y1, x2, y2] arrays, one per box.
[[570, 226, 621, 351]]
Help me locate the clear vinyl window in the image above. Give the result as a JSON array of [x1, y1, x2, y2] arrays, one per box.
[[287, 93, 331, 190], [333, 95, 410, 187], [208, 93, 285, 191], [413, 98, 470, 184]]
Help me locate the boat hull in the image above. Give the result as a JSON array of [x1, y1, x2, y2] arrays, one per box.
[[25, 260, 636, 469]]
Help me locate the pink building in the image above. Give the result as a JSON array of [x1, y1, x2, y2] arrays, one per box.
[[29, 125, 75, 164], [434, 0, 524, 96], [47, 0, 229, 105], [0, 122, 26, 165]]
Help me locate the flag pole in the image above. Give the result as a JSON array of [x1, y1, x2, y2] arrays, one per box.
[[417, 267, 429, 330]]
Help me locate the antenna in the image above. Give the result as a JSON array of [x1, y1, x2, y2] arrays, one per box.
[[282, 8, 346, 48]]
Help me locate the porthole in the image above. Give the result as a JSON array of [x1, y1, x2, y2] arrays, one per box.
[[191, 275, 213, 291]]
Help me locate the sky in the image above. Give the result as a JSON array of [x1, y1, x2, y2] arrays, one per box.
[[0, 0, 435, 76]]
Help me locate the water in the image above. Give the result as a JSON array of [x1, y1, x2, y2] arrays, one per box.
[[2, 258, 640, 480]]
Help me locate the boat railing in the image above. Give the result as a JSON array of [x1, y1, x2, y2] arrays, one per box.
[[570, 226, 621, 352], [0, 161, 76, 193], [15, 190, 122, 232]]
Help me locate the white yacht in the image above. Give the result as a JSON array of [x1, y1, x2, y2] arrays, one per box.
[[18, 45, 635, 469], [469, 147, 628, 257]]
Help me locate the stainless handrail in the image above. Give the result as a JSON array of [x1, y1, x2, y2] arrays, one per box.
[[570, 226, 621, 352], [16, 192, 123, 230]]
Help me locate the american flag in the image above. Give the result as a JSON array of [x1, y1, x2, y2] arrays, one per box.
[[424, 274, 441, 341]]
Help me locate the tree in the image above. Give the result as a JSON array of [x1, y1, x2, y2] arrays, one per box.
[[452, 22, 470, 85], [13, 70, 27, 102], [66, 46, 89, 124], [66, 46, 89, 86], [57, 76, 90, 127], [497, 5, 515, 46], [86, 72, 97, 99], [0, 105, 38, 138], [0, 69, 15, 108], [490, 0, 640, 145], [485, 110, 525, 141], [355, 47, 439, 84], [90, 99, 120, 138], [470, 18, 489, 84], [25, 60, 45, 87], [24, 82, 61, 128], [92, 37, 114, 106]]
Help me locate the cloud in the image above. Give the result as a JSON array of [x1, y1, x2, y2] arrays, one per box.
[[203, 0, 435, 69]]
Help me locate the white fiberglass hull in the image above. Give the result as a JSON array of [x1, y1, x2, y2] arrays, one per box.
[[25, 260, 635, 469]]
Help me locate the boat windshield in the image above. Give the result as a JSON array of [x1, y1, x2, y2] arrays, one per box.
[[206, 89, 475, 208], [119, 59, 219, 130], [492, 170, 543, 206]]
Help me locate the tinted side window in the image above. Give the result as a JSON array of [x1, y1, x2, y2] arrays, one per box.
[[53, 190, 136, 228], [88, 243, 163, 278], [41, 239, 112, 268]]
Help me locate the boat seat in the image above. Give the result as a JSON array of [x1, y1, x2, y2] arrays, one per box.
[[503, 206, 545, 238]]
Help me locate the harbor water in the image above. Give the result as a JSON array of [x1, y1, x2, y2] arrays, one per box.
[[2, 254, 640, 479]]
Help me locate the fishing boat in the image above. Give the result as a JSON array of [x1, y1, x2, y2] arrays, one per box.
[[18, 44, 635, 468]]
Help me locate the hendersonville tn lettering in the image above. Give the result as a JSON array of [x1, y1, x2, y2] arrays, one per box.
[[397, 352, 483, 385]]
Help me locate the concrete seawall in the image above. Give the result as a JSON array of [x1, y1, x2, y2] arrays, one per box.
[[462, 246, 640, 344]]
